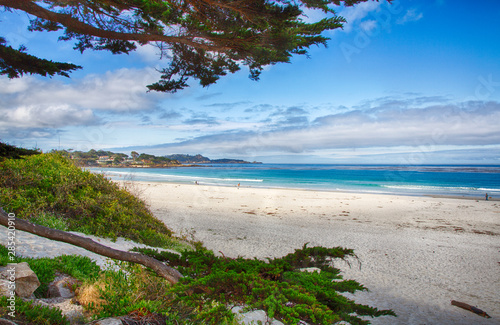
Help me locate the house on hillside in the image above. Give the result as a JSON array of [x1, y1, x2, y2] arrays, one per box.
[[97, 156, 114, 164]]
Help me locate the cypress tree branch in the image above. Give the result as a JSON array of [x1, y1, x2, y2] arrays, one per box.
[[0, 38, 82, 78], [0, 0, 218, 51]]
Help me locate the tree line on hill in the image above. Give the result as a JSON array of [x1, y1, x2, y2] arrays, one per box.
[[57, 149, 258, 167], [0, 143, 259, 167], [57, 149, 181, 167], [166, 154, 260, 164]]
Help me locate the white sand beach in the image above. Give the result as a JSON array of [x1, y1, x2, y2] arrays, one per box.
[[131, 181, 500, 325]]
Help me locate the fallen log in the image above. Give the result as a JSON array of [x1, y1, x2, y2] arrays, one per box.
[[0, 207, 183, 284], [451, 300, 491, 318]]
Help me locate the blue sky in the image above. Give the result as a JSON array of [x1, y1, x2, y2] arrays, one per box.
[[1, 0, 500, 164]]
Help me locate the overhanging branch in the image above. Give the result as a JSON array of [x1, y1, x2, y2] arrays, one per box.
[[0, 0, 216, 51]]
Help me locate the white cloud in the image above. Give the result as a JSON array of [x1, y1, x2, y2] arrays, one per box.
[[359, 20, 378, 32], [0, 68, 167, 139], [134, 43, 166, 64], [0, 104, 95, 130], [0, 77, 30, 94], [299, 7, 329, 24], [397, 9, 423, 24], [339, 1, 383, 32], [128, 100, 500, 158], [0, 68, 163, 114]]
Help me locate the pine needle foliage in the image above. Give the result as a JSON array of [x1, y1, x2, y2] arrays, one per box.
[[0, 37, 82, 79], [135, 244, 396, 324]]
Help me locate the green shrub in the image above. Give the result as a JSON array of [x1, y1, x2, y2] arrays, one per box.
[[0, 152, 178, 248], [82, 262, 171, 318], [135, 244, 396, 325], [0, 296, 69, 324], [0, 245, 100, 297], [0, 245, 16, 266], [0, 246, 175, 322], [1, 241, 396, 324], [29, 211, 69, 231], [0, 142, 40, 161]]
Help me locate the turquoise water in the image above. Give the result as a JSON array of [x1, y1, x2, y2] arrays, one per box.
[[88, 164, 500, 198]]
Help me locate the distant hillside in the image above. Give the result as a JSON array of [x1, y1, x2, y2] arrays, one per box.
[[166, 154, 211, 163], [32, 148, 260, 166], [165, 154, 261, 164]]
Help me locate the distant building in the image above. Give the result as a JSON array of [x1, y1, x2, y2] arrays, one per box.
[[97, 156, 114, 164]]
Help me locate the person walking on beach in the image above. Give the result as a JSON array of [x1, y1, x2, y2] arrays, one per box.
[[485, 193, 488, 201]]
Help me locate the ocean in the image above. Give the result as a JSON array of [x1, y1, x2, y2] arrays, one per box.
[[87, 164, 500, 199]]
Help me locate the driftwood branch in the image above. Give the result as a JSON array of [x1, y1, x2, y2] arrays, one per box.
[[0, 208, 183, 284], [451, 300, 491, 318]]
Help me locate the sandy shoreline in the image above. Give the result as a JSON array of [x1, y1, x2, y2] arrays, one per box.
[[126, 181, 499, 325]]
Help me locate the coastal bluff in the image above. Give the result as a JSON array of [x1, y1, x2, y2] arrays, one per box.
[[57, 149, 261, 168], [165, 154, 261, 164]]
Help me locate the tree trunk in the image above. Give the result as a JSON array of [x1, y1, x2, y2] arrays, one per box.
[[0, 208, 183, 284]]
